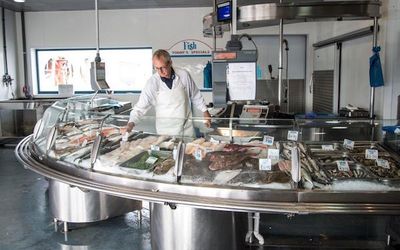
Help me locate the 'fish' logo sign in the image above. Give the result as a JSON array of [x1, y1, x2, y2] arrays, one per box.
[[183, 41, 197, 51], [167, 39, 212, 56]]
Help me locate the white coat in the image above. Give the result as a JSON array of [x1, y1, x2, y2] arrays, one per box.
[[129, 67, 207, 137]]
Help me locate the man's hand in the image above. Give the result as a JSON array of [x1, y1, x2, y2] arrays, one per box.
[[203, 111, 211, 128], [126, 122, 135, 133]]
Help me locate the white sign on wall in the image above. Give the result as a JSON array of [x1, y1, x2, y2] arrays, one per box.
[[167, 39, 213, 89], [167, 39, 212, 57]]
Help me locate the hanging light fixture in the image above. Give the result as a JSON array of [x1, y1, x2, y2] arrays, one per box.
[[90, 0, 109, 91]]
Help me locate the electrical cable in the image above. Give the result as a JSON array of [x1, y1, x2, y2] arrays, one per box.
[[239, 34, 258, 61]]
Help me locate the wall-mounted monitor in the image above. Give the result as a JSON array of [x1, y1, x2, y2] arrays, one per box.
[[217, 1, 232, 22]]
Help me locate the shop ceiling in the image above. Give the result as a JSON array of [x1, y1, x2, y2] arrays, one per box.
[[0, 0, 209, 11], [0, 0, 325, 12]]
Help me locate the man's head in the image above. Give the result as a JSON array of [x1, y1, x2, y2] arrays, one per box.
[[153, 49, 172, 78]]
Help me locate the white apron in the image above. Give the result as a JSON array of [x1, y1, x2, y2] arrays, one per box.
[[155, 82, 195, 137]]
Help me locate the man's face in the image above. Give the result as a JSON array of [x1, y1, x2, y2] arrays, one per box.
[[153, 57, 172, 78]]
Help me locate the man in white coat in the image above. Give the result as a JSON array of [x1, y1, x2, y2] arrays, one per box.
[[127, 49, 211, 137]]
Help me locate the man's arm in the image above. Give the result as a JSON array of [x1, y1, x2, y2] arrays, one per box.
[[202, 110, 211, 128], [127, 79, 157, 132], [186, 72, 208, 113], [186, 72, 211, 127]]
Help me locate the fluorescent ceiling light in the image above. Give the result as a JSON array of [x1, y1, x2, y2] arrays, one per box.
[[14, 0, 25, 2], [325, 120, 340, 124], [331, 126, 348, 129]]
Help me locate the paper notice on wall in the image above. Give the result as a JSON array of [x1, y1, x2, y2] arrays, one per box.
[[227, 62, 256, 101]]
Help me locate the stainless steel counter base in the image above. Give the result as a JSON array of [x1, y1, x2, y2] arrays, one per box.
[[49, 179, 141, 223], [150, 203, 245, 250]]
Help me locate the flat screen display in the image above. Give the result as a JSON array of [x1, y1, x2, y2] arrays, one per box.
[[217, 1, 232, 22]]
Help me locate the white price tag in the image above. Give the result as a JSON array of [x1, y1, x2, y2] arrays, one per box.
[[365, 149, 378, 160], [263, 135, 274, 146], [267, 149, 280, 160], [150, 145, 160, 151], [322, 145, 334, 151], [343, 139, 355, 150], [376, 158, 390, 169], [291, 147, 300, 182], [259, 158, 272, 171], [395, 128, 400, 134], [287, 131, 299, 141], [145, 156, 158, 165], [205, 148, 213, 153], [82, 139, 88, 147], [194, 148, 203, 161], [122, 132, 129, 142], [336, 160, 350, 172], [210, 138, 220, 144]]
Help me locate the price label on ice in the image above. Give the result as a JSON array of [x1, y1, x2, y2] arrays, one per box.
[[263, 135, 274, 146], [322, 145, 334, 151], [376, 158, 390, 169], [194, 148, 203, 161], [336, 160, 350, 172], [267, 149, 280, 160], [365, 149, 378, 160], [259, 158, 272, 171], [343, 139, 355, 150], [287, 131, 299, 141], [150, 145, 160, 151], [146, 156, 158, 165], [291, 147, 300, 182], [210, 137, 220, 144]]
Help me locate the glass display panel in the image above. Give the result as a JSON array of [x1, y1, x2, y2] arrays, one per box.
[[35, 48, 152, 93]]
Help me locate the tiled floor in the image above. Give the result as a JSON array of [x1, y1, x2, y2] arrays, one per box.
[[0, 147, 151, 250]]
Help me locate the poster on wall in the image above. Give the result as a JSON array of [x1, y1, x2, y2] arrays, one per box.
[[35, 48, 153, 93], [167, 39, 212, 89]]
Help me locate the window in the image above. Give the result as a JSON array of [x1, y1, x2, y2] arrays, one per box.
[[35, 47, 153, 94]]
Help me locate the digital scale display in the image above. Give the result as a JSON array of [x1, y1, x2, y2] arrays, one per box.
[[213, 52, 237, 60]]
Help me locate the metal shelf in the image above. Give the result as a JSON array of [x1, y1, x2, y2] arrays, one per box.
[[238, 1, 381, 25]]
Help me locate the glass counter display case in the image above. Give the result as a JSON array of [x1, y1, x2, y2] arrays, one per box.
[[17, 96, 400, 212], [15, 96, 400, 249]]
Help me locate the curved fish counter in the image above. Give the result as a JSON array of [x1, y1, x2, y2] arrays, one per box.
[[14, 96, 400, 249]]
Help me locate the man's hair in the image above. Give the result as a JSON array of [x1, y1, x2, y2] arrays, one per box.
[[153, 49, 171, 64]]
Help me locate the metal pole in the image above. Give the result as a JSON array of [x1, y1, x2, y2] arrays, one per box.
[[95, 0, 99, 53], [337, 43, 342, 113], [232, 0, 237, 35], [2, 8, 8, 75], [95, 0, 101, 61], [53, 218, 58, 232], [285, 46, 289, 112], [213, 0, 217, 50], [278, 19, 283, 108], [21, 11, 30, 98], [369, 16, 378, 119]]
